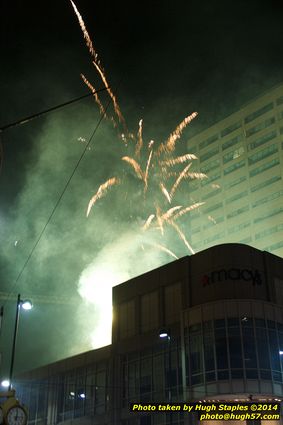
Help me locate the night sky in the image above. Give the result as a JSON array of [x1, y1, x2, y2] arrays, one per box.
[[1, 0, 283, 378]]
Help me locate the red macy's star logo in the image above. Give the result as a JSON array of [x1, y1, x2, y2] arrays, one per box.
[[202, 275, 210, 287]]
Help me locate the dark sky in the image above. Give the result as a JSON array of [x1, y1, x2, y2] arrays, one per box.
[[1, 0, 283, 378]]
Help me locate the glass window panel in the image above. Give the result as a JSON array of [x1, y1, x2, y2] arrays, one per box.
[[222, 134, 243, 150], [189, 334, 203, 374], [242, 327, 257, 369], [224, 159, 245, 175], [199, 134, 219, 150], [229, 327, 243, 368], [247, 130, 277, 151], [205, 371, 216, 382], [215, 328, 228, 369], [260, 369, 272, 380], [256, 328, 270, 369], [221, 121, 241, 137], [268, 329, 280, 371], [227, 318, 239, 327], [141, 291, 159, 332], [204, 332, 215, 371], [255, 318, 266, 327], [248, 143, 278, 165], [218, 370, 229, 380], [244, 102, 273, 124], [251, 175, 281, 192], [246, 117, 275, 137], [246, 369, 258, 379], [231, 369, 244, 379], [200, 147, 219, 162]]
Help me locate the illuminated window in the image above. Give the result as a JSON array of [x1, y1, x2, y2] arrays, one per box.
[[244, 102, 273, 124]]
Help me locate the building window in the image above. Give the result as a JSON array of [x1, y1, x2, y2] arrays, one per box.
[[227, 221, 250, 234], [199, 134, 219, 150], [165, 283, 182, 324], [201, 172, 221, 186], [225, 175, 247, 190], [222, 134, 243, 151], [250, 175, 281, 192], [221, 121, 242, 138], [246, 117, 275, 137], [223, 159, 245, 175], [248, 143, 278, 165], [141, 291, 159, 332], [203, 202, 223, 214], [223, 146, 245, 164], [119, 300, 136, 339], [253, 205, 283, 223], [200, 158, 220, 173], [255, 223, 283, 240], [199, 147, 219, 163], [247, 130, 277, 151], [249, 158, 280, 178], [226, 190, 248, 205], [252, 190, 283, 208], [244, 102, 273, 124]]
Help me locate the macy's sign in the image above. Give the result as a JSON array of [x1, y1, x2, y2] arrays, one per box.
[[202, 268, 262, 287]]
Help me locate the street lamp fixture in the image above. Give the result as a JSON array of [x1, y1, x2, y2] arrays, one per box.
[[8, 294, 33, 391]]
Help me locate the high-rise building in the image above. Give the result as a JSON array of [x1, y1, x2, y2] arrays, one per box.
[[187, 84, 283, 257]]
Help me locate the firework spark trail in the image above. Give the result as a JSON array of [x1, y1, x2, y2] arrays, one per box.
[[152, 243, 179, 260], [93, 61, 126, 130], [161, 206, 182, 223], [170, 163, 192, 199], [172, 202, 205, 220], [165, 112, 198, 152], [70, 0, 99, 63], [159, 183, 171, 203], [143, 214, 155, 231], [160, 153, 198, 167], [135, 119, 143, 157], [81, 74, 107, 116], [86, 177, 119, 217], [144, 149, 153, 192], [122, 156, 144, 180], [72, 0, 209, 257], [168, 220, 195, 255]]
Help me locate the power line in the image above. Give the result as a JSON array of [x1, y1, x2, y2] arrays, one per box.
[[0, 87, 108, 133], [0, 91, 113, 309]]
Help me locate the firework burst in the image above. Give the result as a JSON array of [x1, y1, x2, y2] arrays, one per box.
[[71, 1, 208, 259]]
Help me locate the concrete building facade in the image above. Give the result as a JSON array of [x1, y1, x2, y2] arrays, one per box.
[[187, 84, 283, 257], [12, 244, 283, 425]]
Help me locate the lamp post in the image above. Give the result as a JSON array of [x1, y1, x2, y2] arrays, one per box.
[[8, 294, 32, 391], [159, 329, 172, 402]]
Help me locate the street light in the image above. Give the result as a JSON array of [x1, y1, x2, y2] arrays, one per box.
[[8, 294, 33, 391], [159, 328, 172, 402]]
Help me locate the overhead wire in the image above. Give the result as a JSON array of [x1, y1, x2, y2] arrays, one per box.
[[0, 86, 113, 310]]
